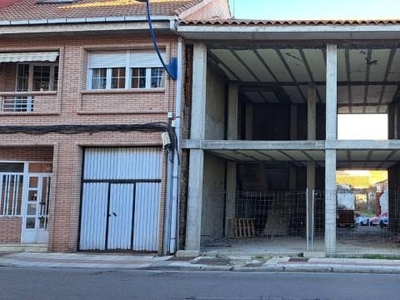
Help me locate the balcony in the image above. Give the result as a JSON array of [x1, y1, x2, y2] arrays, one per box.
[[0, 92, 58, 114]]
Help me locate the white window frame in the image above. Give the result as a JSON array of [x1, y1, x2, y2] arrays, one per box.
[[16, 63, 58, 92], [87, 50, 165, 90]]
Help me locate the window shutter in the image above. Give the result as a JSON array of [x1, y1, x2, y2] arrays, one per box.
[[129, 50, 165, 68], [88, 51, 127, 68]]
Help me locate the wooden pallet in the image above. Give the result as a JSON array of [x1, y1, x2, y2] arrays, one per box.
[[230, 218, 255, 238]]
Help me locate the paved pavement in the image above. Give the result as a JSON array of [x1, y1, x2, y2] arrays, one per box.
[[2, 252, 400, 274]]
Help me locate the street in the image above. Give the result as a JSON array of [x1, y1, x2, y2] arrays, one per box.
[[1, 267, 399, 300]]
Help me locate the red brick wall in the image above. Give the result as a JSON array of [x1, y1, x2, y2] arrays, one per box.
[[0, 217, 22, 243], [0, 33, 179, 253]]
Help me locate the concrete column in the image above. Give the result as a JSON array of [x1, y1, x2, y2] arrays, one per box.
[[228, 83, 239, 140], [185, 150, 205, 253], [389, 103, 400, 140], [307, 161, 315, 248], [225, 83, 239, 236], [245, 103, 254, 140], [308, 83, 317, 140], [388, 104, 395, 140], [225, 162, 237, 236], [307, 83, 316, 249], [289, 105, 298, 190], [326, 44, 338, 141], [325, 44, 338, 254], [190, 44, 208, 140], [325, 150, 337, 254], [182, 43, 207, 256], [290, 105, 298, 140]]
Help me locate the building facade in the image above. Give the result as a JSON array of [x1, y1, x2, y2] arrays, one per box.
[[178, 18, 400, 256], [0, 0, 230, 254]]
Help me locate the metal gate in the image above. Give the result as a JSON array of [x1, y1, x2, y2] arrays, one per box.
[[79, 148, 162, 251]]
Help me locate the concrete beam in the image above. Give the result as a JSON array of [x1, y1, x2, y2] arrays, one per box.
[[326, 139, 400, 150], [182, 139, 326, 150], [183, 139, 400, 151], [178, 24, 400, 41]]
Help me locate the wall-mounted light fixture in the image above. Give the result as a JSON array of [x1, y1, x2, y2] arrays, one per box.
[[135, 0, 177, 80]]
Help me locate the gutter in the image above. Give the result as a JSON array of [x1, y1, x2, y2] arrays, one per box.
[[0, 15, 178, 35], [0, 15, 174, 26], [177, 24, 400, 40]]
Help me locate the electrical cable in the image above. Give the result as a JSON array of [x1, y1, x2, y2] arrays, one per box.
[[142, 0, 177, 80], [0, 122, 176, 151]]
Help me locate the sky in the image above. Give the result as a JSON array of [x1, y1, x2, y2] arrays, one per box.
[[229, 0, 391, 140], [229, 0, 400, 20], [338, 114, 388, 140]]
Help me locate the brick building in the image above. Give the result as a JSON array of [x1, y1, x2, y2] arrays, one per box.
[[0, 0, 230, 254]]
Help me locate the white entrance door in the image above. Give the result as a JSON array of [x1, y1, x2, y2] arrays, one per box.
[[22, 174, 51, 243]]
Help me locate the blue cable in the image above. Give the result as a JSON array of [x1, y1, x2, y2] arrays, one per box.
[[143, 0, 177, 80]]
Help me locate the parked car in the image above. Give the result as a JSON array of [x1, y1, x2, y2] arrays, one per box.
[[369, 212, 388, 227], [355, 215, 369, 226]]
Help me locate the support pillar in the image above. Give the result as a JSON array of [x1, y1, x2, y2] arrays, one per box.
[[307, 83, 316, 249], [180, 43, 207, 256], [289, 105, 298, 190], [308, 83, 317, 140], [227, 84, 239, 139], [325, 44, 338, 254], [245, 103, 254, 140], [307, 161, 315, 249], [225, 84, 239, 236], [225, 162, 237, 236], [185, 150, 204, 253], [325, 150, 337, 254]]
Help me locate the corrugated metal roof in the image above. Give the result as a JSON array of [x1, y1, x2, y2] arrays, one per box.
[[180, 18, 400, 26], [0, 0, 200, 21]]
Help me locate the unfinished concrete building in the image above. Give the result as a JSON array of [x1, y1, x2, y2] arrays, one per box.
[[178, 20, 400, 257]]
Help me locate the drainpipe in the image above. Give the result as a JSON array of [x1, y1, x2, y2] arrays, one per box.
[[168, 37, 183, 254], [163, 37, 183, 255]]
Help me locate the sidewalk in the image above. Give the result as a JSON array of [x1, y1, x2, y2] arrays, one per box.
[[2, 252, 400, 274]]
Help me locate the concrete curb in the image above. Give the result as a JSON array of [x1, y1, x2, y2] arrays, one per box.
[[2, 253, 400, 274]]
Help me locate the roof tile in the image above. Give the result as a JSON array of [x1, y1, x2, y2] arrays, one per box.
[[180, 19, 400, 26], [0, 0, 200, 21]]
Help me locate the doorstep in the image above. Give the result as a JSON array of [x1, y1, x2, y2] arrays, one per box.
[[0, 243, 47, 253]]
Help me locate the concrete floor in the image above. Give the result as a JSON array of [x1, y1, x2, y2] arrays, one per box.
[[202, 226, 400, 257]]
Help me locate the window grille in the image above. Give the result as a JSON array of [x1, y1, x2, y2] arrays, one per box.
[[0, 174, 23, 216]]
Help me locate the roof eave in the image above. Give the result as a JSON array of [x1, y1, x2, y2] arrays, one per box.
[[177, 24, 400, 41], [0, 16, 178, 35]]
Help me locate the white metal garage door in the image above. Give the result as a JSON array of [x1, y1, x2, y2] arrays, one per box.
[[79, 148, 162, 251]]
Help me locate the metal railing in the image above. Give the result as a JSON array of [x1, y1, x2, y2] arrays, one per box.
[[1, 96, 34, 112]]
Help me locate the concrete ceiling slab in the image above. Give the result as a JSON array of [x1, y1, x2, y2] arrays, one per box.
[[207, 44, 400, 113]]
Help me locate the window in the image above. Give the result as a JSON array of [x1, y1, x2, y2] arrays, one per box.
[[151, 67, 165, 88], [87, 50, 165, 90], [91, 68, 107, 89], [131, 68, 146, 88], [16, 63, 58, 92]]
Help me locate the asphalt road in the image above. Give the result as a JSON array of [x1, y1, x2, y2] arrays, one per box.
[[1, 267, 399, 300]]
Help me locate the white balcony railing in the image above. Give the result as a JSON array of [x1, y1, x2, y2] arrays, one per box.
[[1, 96, 34, 112]]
